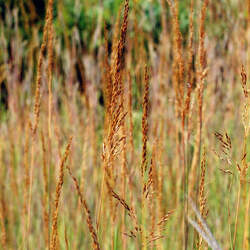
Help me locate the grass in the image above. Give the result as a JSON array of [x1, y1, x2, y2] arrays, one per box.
[[0, 0, 249, 249]]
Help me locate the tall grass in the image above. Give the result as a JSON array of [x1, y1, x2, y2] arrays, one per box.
[[0, 0, 249, 249]]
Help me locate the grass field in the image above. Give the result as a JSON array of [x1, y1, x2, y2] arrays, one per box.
[[0, 0, 249, 249]]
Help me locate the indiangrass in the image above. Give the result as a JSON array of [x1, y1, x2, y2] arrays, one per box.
[[27, 1, 50, 247], [241, 65, 250, 250], [47, 0, 54, 136], [141, 65, 150, 250], [232, 65, 250, 250], [41, 130, 49, 248], [0, 0, 249, 249], [66, 164, 100, 250], [197, 148, 208, 249], [50, 137, 72, 250]]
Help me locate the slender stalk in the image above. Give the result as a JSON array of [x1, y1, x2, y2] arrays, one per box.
[[66, 165, 100, 250], [47, 0, 54, 139], [50, 137, 72, 250], [141, 66, 150, 249], [233, 182, 241, 250], [27, 2, 50, 247]]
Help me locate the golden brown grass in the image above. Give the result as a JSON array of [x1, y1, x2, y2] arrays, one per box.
[[66, 164, 100, 250], [50, 137, 72, 250], [0, 0, 249, 249], [197, 148, 208, 249]]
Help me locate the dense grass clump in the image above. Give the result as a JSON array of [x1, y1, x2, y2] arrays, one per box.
[[0, 0, 249, 249]]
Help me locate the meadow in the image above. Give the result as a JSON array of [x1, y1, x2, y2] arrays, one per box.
[[0, 0, 249, 249]]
